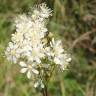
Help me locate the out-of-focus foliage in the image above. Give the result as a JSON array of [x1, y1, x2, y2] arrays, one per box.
[[0, 0, 96, 96]]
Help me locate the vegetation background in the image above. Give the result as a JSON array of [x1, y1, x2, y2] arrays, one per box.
[[0, 0, 96, 96]]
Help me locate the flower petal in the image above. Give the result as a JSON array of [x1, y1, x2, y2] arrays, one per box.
[[9, 42, 14, 49], [35, 57, 41, 63], [66, 57, 71, 62], [27, 70, 31, 79], [19, 61, 27, 67], [12, 56, 17, 64], [54, 57, 60, 64], [20, 68, 27, 73], [41, 83, 44, 88], [34, 82, 39, 88], [32, 69, 39, 74]]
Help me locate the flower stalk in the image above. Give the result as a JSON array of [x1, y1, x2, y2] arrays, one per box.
[[42, 84, 48, 96]]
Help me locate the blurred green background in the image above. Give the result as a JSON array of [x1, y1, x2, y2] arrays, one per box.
[[0, 0, 96, 96]]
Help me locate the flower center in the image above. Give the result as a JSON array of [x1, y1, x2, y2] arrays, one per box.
[[28, 64, 32, 69], [11, 50, 16, 55]]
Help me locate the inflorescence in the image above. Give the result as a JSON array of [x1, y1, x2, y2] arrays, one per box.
[[5, 3, 71, 88]]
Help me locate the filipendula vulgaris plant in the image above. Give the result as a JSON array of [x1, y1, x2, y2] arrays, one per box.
[[5, 3, 71, 96]]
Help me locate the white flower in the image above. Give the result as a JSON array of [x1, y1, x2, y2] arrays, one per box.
[[11, 32, 23, 43], [50, 38, 71, 70], [32, 3, 52, 21], [50, 38, 64, 56], [44, 47, 51, 56], [54, 54, 71, 70], [34, 79, 44, 88], [19, 61, 39, 79], [15, 14, 33, 33], [5, 42, 20, 63], [27, 44, 45, 63], [39, 3, 52, 18]]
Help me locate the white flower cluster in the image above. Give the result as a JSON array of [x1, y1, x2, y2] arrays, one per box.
[[5, 3, 71, 88]]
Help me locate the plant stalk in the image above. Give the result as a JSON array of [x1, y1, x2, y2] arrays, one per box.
[[42, 85, 48, 96]]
